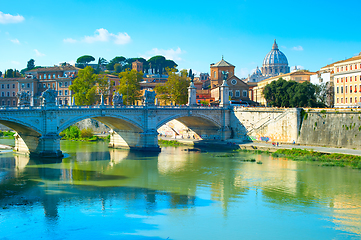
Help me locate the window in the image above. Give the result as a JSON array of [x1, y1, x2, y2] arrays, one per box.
[[48, 83, 50, 88], [59, 90, 62, 96], [213, 71, 216, 78], [7, 100, 9, 106], [242, 90, 247, 97], [337, 87, 339, 94], [1, 92, 4, 97], [356, 64, 358, 70], [235, 90, 240, 97], [43, 83, 46, 88], [341, 98, 343, 103], [21, 83, 24, 88], [337, 98, 339, 103], [346, 77, 348, 82], [355, 85, 357, 93], [44, 74, 46, 79], [1, 85, 4, 89], [27, 83, 30, 88], [52, 83, 55, 89], [337, 67, 339, 72], [341, 78, 343, 83], [12, 84, 15, 88], [39, 75, 42, 80], [341, 87, 343, 93], [6, 92, 9, 97], [65, 90, 68, 96], [48, 74, 51, 79], [12, 100, 15, 106], [229, 90, 233, 97], [38, 83, 41, 88], [346, 98, 348, 103], [65, 99, 68, 105], [341, 67, 343, 71], [356, 97, 358, 103], [337, 78, 339, 83], [1, 100, 4, 106], [59, 82, 62, 87], [12, 92, 15, 97], [346, 86, 348, 93], [53, 74, 56, 79], [59, 99, 63, 105], [64, 82, 68, 87], [350, 76, 353, 82], [350, 86, 352, 93], [346, 66, 348, 71], [351, 65, 353, 70], [6, 84, 9, 89]]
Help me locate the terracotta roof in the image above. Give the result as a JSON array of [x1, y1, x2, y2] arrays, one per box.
[[210, 59, 235, 67], [333, 54, 361, 65], [26, 65, 79, 73]]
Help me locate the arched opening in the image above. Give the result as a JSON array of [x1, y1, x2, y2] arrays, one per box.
[[0, 119, 43, 157], [157, 115, 223, 141], [58, 115, 159, 152]]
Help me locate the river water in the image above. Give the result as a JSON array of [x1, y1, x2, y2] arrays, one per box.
[[0, 140, 361, 239]]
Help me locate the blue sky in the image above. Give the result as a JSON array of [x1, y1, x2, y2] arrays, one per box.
[[1, 0, 361, 77]]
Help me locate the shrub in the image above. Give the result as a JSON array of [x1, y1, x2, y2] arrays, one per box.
[[80, 128, 93, 138]]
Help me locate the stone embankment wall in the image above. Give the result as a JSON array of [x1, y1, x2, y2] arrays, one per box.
[[230, 107, 301, 143], [297, 109, 361, 149]]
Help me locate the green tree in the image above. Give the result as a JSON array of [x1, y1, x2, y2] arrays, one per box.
[[114, 63, 122, 73], [155, 68, 189, 105], [116, 69, 143, 105], [70, 66, 100, 105], [0, 71, 2, 78], [106, 56, 126, 71], [263, 78, 321, 107], [5, 69, 14, 78], [27, 59, 35, 70], [148, 55, 166, 74], [76, 55, 95, 65]]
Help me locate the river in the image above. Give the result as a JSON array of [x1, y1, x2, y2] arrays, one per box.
[[0, 139, 361, 239]]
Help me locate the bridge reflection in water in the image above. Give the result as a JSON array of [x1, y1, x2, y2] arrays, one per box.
[[1, 142, 361, 239]]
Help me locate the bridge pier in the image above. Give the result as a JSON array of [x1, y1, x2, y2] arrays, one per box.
[[109, 129, 160, 152], [14, 133, 63, 158]]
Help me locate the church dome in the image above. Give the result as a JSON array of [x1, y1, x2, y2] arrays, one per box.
[[263, 40, 288, 66]]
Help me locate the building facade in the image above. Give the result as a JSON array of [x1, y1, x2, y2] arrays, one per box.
[[333, 54, 361, 108], [210, 58, 235, 88]]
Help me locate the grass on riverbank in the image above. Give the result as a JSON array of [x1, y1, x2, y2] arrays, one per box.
[[158, 139, 185, 146], [272, 148, 361, 169]]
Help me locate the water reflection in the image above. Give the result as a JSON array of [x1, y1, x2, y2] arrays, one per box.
[[0, 141, 361, 239]]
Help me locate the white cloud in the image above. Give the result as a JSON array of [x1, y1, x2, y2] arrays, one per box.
[[83, 28, 131, 45], [63, 38, 77, 43], [11, 60, 20, 65], [0, 12, 24, 24], [34, 49, 45, 57], [10, 39, 20, 44], [143, 47, 185, 61], [292, 46, 304, 51]]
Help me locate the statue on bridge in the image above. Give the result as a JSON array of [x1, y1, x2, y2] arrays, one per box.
[[40, 88, 57, 107], [112, 92, 123, 106], [17, 91, 31, 107], [143, 90, 156, 106]]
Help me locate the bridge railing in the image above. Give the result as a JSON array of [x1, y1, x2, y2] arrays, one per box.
[[0, 105, 226, 111]]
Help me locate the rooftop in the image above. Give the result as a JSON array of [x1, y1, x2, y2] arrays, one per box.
[[211, 58, 235, 68]]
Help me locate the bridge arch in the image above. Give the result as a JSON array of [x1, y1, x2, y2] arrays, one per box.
[[57, 113, 144, 135], [156, 113, 223, 140]]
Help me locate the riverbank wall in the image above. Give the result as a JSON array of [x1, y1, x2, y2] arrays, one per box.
[[297, 109, 361, 150]]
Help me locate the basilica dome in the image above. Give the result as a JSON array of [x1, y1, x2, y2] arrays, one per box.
[[261, 40, 290, 77]]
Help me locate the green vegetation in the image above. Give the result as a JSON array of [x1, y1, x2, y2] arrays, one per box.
[[158, 139, 184, 146], [116, 69, 143, 105], [272, 148, 361, 169], [70, 66, 111, 105], [0, 131, 15, 138], [263, 78, 324, 107], [155, 68, 190, 105], [60, 126, 109, 141], [76, 55, 95, 65]]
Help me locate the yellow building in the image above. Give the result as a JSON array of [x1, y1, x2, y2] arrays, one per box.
[[253, 70, 315, 106], [333, 53, 361, 108]]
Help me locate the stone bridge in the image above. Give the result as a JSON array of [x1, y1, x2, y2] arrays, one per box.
[[0, 105, 231, 158]]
